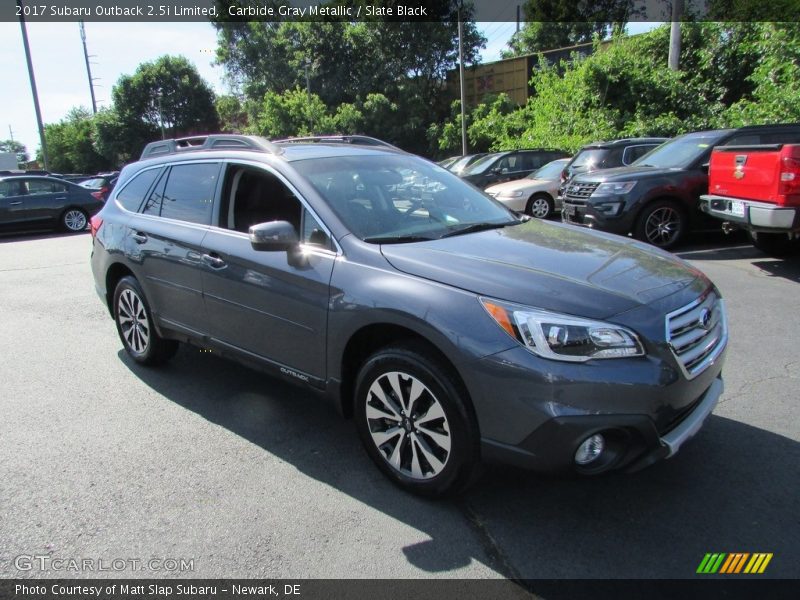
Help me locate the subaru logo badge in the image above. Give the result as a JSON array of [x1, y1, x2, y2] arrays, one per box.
[[698, 308, 712, 330]]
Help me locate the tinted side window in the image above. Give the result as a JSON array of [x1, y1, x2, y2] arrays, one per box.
[[116, 168, 162, 212], [0, 181, 23, 198], [157, 163, 219, 225], [623, 145, 657, 165], [25, 179, 56, 195]]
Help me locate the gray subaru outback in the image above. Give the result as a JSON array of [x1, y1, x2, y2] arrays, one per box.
[[90, 135, 727, 496]]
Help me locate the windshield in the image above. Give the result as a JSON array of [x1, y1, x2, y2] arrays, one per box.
[[633, 133, 725, 169], [448, 153, 483, 174], [528, 158, 569, 180], [80, 178, 106, 188], [569, 148, 610, 170], [462, 153, 504, 175], [292, 154, 517, 243]]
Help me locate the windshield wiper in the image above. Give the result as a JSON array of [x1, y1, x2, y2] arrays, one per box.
[[438, 220, 520, 239], [363, 234, 436, 244]]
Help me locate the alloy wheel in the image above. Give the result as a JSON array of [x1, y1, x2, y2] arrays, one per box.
[[364, 371, 451, 480], [117, 288, 150, 355], [644, 206, 681, 246], [63, 210, 87, 231]]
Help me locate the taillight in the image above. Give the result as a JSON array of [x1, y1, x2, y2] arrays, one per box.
[[560, 169, 568, 183], [778, 156, 800, 204], [91, 190, 103, 200], [90, 215, 103, 239]]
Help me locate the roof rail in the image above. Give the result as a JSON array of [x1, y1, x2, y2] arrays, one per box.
[[273, 135, 399, 149], [139, 135, 281, 160]]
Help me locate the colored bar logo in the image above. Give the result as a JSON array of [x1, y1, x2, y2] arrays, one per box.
[[697, 553, 773, 574]]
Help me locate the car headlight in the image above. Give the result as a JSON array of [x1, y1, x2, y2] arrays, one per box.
[[480, 298, 644, 362], [498, 190, 524, 198], [592, 181, 637, 196]]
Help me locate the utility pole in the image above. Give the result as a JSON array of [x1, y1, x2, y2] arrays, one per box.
[[458, 9, 467, 156], [668, 0, 683, 71], [17, 0, 48, 170], [157, 92, 165, 140], [8, 126, 14, 142], [516, 5, 521, 33], [79, 21, 98, 114]]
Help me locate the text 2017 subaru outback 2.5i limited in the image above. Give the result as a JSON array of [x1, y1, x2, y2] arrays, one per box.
[[90, 135, 727, 496]]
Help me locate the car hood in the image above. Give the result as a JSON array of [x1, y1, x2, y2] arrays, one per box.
[[486, 178, 553, 194], [380, 219, 706, 320], [573, 165, 686, 182]]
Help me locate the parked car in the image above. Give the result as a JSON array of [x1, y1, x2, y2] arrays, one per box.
[[559, 138, 669, 186], [0, 175, 103, 233], [562, 124, 800, 249], [438, 156, 460, 169], [700, 142, 800, 255], [446, 153, 488, 176], [460, 149, 569, 189], [485, 158, 570, 218], [91, 134, 727, 496], [80, 173, 119, 202]]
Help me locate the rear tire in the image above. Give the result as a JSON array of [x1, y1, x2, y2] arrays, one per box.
[[113, 276, 178, 366], [634, 199, 686, 249], [749, 231, 799, 257], [61, 208, 88, 232], [354, 343, 480, 497], [526, 194, 554, 219]]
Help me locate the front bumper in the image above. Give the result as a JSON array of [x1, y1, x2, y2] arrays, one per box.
[[699, 194, 800, 232], [561, 196, 636, 235], [467, 337, 726, 474]]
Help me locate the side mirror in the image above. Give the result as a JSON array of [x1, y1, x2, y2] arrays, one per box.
[[249, 221, 299, 251]]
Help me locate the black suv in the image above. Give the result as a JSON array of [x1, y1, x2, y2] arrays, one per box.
[[559, 138, 668, 185], [460, 149, 569, 188], [91, 135, 726, 496], [562, 124, 800, 248]]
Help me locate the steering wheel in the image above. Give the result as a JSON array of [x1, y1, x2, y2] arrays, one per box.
[[402, 199, 447, 224]]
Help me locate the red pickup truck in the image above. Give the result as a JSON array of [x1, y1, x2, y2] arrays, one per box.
[[700, 143, 800, 255]]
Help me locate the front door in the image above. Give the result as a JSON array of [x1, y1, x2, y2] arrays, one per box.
[[200, 163, 335, 381]]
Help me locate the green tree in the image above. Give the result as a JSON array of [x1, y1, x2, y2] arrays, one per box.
[[504, 0, 632, 56], [0, 139, 29, 166], [212, 2, 485, 153], [216, 94, 248, 132], [111, 55, 219, 153], [40, 107, 111, 173]]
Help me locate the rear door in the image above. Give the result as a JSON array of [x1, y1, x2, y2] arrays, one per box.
[[125, 161, 221, 335], [23, 178, 69, 225], [0, 179, 25, 228]]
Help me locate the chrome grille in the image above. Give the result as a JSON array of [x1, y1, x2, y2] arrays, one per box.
[[666, 292, 727, 379], [564, 182, 600, 200]]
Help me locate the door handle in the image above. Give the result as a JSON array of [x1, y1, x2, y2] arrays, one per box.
[[55, 197, 67, 201], [131, 231, 148, 244], [202, 253, 227, 269], [9, 201, 22, 206]]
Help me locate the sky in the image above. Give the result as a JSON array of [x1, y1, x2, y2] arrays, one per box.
[[0, 20, 658, 161]]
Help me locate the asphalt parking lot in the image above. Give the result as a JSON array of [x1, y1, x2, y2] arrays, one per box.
[[0, 229, 798, 582]]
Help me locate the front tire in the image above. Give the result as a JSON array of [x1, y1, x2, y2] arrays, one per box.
[[354, 343, 480, 497], [635, 200, 686, 249], [526, 194, 554, 219], [113, 276, 178, 365], [61, 208, 88, 232]]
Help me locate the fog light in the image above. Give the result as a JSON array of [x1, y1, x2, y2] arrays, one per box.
[[575, 434, 605, 465]]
